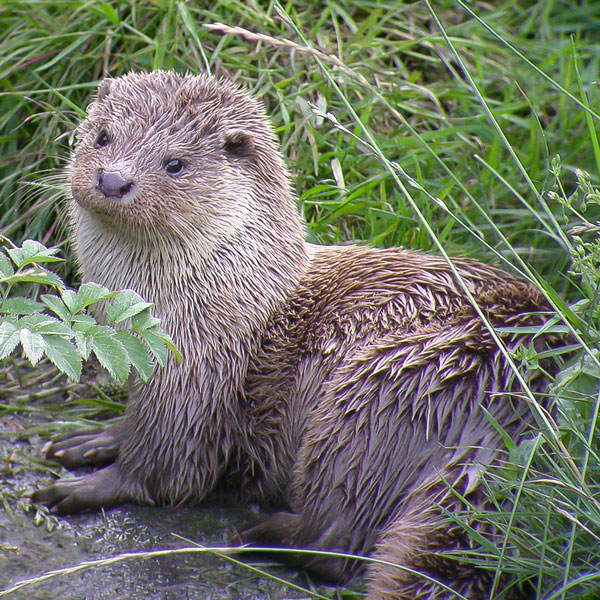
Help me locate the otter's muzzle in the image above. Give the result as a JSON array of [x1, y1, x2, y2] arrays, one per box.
[[95, 169, 134, 199]]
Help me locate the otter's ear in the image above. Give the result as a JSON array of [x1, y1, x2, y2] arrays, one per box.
[[223, 130, 255, 159], [96, 78, 113, 102]]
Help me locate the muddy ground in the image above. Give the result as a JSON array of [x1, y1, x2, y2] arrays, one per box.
[[0, 361, 348, 600]]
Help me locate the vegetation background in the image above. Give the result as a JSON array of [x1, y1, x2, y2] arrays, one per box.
[[1, 0, 600, 598]]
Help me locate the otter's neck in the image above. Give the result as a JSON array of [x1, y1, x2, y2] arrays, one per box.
[[71, 203, 309, 335]]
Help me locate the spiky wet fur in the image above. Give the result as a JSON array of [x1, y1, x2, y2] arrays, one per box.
[[61, 71, 554, 599]]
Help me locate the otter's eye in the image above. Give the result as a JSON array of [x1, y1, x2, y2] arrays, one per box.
[[165, 159, 184, 176], [95, 130, 110, 148]]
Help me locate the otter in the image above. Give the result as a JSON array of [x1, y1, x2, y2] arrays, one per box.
[[32, 71, 555, 599]]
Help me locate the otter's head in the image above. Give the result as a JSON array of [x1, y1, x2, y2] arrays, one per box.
[[70, 71, 304, 257]]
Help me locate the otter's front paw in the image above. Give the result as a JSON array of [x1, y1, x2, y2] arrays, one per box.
[[31, 464, 131, 514], [43, 423, 124, 469]]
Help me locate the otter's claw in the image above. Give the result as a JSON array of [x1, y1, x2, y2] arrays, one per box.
[[44, 424, 124, 469], [31, 464, 129, 514]]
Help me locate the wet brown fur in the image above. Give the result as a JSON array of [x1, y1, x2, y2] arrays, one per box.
[[32, 71, 556, 599]]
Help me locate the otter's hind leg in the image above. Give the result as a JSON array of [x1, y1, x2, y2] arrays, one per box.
[[365, 492, 532, 600], [235, 511, 348, 582], [280, 317, 543, 592], [364, 491, 482, 600]]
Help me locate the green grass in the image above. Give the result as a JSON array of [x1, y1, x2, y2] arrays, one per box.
[[2, 0, 598, 269], [2, 0, 600, 598]]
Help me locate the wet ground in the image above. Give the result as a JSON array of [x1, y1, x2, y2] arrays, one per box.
[[0, 501, 319, 599], [0, 363, 349, 600]]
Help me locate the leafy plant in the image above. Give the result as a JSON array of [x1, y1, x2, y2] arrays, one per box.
[[0, 237, 180, 385], [445, 161, 600, 600]]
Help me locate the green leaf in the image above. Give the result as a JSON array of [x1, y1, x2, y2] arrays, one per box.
[[0, 321, 20, 359], [6, 240, 62, 268], [89, 2, 120, 26], [76, 282, 114, 309], [138, 329, 169, 368], [4, 267, 64, 289], [60, 289, 78, 312], [480, 406, 516, 452], [62, 283, 114, 314], [19, 328, 46, 366], [72, 317, 108, 359], [0, 315, 18, 326], [131, 311, 161, 331], [90, 330, 130, 384], [179, 2, 201, 45], [0, 297, 44, 315], [6, 245, 27, 267], [0, 253, 14, 278], [508, 436, 542, 470], [23, 314, 73, 337], [71, 314, 98, 332], [44, 335, 82, 381], [114, 330, 154, 383], [74, 330, 92, 360], [40, 294, 71, 322], [148, 326, 182, 363], [106, 290, 153, 324], [71, 316, 97, 360]]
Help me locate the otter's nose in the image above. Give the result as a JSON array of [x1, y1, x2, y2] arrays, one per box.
[[95, 169, 134, 199]]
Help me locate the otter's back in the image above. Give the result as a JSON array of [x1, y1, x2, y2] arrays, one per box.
[[237, 244, 548, 501]]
